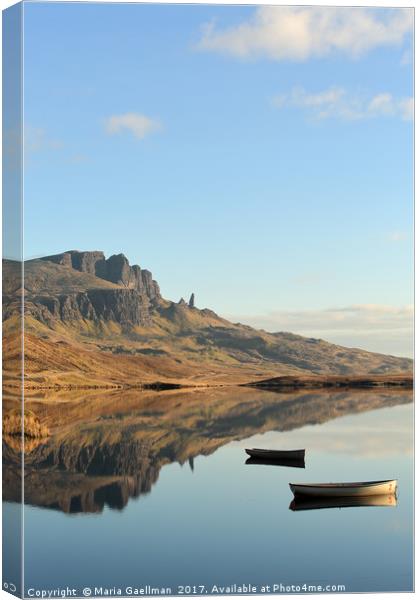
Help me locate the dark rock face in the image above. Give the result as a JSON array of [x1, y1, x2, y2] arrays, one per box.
[[104, 253, 132, 287], [88, 289, 151, 327], [33, 250, 162, 328], [28, 289, 152, 327], [132, 265, 143, 291], [71, 251, 106, 276], [141, 269, 160, 300], [3, 439, 161, 514], [29, 438, 157, 477], [189, 293, 195, 308], [41, 250, 161, 300], [42, 251, 106, 276]]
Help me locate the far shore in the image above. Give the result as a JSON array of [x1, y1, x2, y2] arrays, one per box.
[[244, 373, 413, 390]]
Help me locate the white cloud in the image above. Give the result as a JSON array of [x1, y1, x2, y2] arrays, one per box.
[[398, 97, 414, 121], [272, 86, 413, 121], [105, 113, 162, 140], [368, 93, 413, 120], [388, 231, 409, 242], [400, 49, 412, 66], [225, 304, 413, 357], [368, 92, 395, 115], [197, 7, 413, 61], [24, 127, 63, 154]]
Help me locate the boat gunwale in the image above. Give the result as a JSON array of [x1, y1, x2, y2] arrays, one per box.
[[246, 448, 305, 454]]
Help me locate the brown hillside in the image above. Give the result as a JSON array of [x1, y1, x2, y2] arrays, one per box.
[[2, 253, 413, 388]]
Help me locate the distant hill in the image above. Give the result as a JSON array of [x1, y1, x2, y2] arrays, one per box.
[[2, 251, 413, 388]]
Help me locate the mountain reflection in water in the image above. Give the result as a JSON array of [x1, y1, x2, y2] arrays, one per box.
[[3, 387, 412, 514]]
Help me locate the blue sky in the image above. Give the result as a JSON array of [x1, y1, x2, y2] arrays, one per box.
[[20, 2, 413, 355]]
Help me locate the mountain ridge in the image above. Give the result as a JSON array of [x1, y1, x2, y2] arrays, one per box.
[[2, 251, 413, 388]]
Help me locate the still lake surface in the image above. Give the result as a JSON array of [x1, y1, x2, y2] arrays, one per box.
[[4, 388, 414, 594]]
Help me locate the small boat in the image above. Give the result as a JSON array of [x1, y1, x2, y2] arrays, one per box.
[[245, 448, 305, 461], [246, 456, 305, 469], [289, 494, 397, 512], [289, 479, 397, 498]]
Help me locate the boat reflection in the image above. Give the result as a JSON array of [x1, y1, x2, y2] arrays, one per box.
[[245, 456, 305, 468], [289, 494, 397, 511]]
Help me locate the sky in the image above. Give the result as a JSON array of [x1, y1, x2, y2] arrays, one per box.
[[17, 1, 413, 356]]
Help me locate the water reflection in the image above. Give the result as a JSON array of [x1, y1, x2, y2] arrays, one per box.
[[3, 387, 412, 515], [245, 456, 305, 468], [289, 494, 398, 512]]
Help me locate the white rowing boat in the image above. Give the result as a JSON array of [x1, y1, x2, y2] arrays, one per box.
[[289, 479, 397, 498]]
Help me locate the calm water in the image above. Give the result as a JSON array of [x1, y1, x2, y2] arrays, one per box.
[[3, 389, 414, 595]]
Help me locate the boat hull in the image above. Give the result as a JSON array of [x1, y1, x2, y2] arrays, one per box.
[[246, 448, 305, 460], [290, 480, 397, 498]]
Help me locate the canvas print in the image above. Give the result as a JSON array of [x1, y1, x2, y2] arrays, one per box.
[[2, 2, 414, 598]]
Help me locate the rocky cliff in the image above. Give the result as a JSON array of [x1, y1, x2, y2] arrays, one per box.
[[26, 288, 153, 328], [4, 251, 161, 329], [41, 250, 161, 298]]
